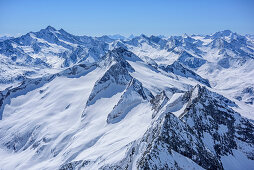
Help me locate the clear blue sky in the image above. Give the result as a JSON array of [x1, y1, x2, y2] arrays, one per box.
[[0, 0, 254, 37]]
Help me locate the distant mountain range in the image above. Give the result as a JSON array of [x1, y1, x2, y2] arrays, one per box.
[[0, 26, 254, 170], [0, 35, 14, 42]]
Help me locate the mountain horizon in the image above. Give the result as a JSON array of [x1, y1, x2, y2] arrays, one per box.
[[3, 25, 253, 39]]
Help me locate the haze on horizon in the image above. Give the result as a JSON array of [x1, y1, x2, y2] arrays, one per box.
[[0, 0, 254, 37]]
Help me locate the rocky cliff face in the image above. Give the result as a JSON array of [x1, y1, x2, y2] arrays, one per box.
[[181, 85, 254, 162], [98, 85, 254, 170]]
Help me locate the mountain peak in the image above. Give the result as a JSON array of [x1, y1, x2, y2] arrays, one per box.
[[128, 34, 136, 39], [58, 28, 67, 33], [182, 33, 189, 38], [211, 30, 234, 38], [45, 25, 57, 32], [140, 34, 148, 39], [221, 29, 233, 34]]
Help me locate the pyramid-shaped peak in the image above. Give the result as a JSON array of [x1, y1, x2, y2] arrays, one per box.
[[45, 25, 57, 32], [59, 28, 68, 33], [182, 33, 189, 38]]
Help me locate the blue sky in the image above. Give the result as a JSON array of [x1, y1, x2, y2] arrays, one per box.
[[0, 0, 254, 37]]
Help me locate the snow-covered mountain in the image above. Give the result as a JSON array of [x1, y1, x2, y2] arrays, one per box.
[[0, 26, 254, 170], [107, 34, 127, 40], [0, 36, 14, 42], [0, 26, 113, 85]]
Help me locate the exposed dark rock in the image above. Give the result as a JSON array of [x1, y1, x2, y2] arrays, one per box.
[[159, 61, 211, 87]]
